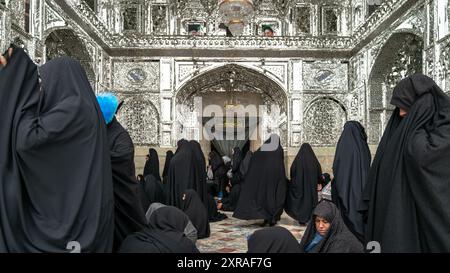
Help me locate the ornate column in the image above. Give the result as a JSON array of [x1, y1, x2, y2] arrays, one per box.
[[27, 0, 44, 62], [0, 1, 11, 53], [290, 59, 303, 148], [424, 0, 437, 81], [435, 0, 450, 92], [160, 57, 174, 147]]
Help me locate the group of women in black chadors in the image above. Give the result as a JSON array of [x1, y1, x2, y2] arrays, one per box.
[[1, 46, 449, 253]]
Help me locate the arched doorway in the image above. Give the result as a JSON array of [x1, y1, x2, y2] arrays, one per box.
[[368, 32, 423, 143], [44, 29, 95, 87], [175, 64, 288, 158]]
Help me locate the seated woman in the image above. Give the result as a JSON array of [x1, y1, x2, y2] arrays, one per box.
[[140, 172, 166, 212], [180, 190, 211, 239], [145, 203, 198, 244], [319, 173, 331, 191], [119, 206, 199, 253], [247, 226, 301, 253], [206, 194, 227, 222], [299, 200, 364, 253], [217, 183, 240, 212]]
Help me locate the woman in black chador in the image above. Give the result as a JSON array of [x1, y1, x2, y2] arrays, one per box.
[[209, 150, 228, 197], [360, 74, 450, 252], [332, 121, 371, 242], [97, 92, 148, 251], [233, 134, 287, 227], [247, 226, 301, 253], [119, 206, 199, 253], [285, 143, 322, 225], [188, 140, 208, 205], [162, 150, 174, 184], [165, 139, 194, 207], [143, 148, 160, 181], [299, 200, 363, 253], [140, 147, 165, 211], [218, 149, 250, 212], [0, 46, 114, 252], [230, 147, 243, 186], [180, 190, 211, 239]]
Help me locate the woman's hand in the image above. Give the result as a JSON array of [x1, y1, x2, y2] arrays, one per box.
[[0, 48, 13, 67]]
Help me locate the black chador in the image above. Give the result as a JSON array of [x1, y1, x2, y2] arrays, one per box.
[[0, 47, 114, 252], [106, 117, 148, 251], [233, 135, 287, 226], [165, 139, 195, 208], [165, 140, 208, 208], [361, 74, 450, 252], [285, 143, 322, 225], [332, 121, 371, 242], [119, 206, 199, 253]]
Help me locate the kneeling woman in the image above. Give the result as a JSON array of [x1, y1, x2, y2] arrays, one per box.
[[181, 190, 211, 239], [119, 206, 200, 253], [299, 200, 364, 253]]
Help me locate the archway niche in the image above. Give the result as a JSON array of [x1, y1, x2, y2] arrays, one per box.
[[368, 32, 423, 143], [175, 64, 288, 160], [45, 29, 96, 87]]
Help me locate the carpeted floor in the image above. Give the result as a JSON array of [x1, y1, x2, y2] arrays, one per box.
[[196, 211, 307, 253]]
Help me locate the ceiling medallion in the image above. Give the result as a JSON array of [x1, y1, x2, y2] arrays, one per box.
[[314, 70, 335, 84], [127, 68, 147, 83]]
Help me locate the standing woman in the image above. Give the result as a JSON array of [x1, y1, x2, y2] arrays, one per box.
[[161, 150, 174, 202], [285, 143, 322, 225], [230, 147, 243, 186], [209, 151, 228, 198], [233, 134, 287, 227], [188, 140, 208, 205], [97, 92, 147, 251], [0, 46, 114, 252], [162, 150, 174, 184], [140, 147, 165, 211], [361, 74, 450, 252], [239, 150, 253, 180], [143, 148, 160, 181], [332, 121, 371, 242], [218, 148, 246, 212], [165, 139, 196, 208]]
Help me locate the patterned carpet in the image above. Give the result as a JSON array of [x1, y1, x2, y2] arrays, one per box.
[[196, 211, 307, 253]]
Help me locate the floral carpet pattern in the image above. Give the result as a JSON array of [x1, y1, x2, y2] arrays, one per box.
[[196, 211, 307, 253]]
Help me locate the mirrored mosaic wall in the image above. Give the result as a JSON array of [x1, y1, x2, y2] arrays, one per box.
[[1, 0, 450, 148], [93, 0, 354, 37]]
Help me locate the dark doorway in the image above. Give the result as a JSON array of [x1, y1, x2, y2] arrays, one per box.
[[210, 139, 249, 158]]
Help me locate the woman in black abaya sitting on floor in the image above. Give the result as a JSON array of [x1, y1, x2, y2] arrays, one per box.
[[119, 206, 199, 253], [299, 200, 363, 253]]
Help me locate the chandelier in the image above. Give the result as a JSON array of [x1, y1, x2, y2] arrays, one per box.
[[218, 0, 254, 36], [223, 69, 240, 111]]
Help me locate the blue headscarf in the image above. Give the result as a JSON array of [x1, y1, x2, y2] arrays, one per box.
[[96, 92, 119, 124]]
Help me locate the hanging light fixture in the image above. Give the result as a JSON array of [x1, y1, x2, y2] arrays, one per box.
[[218, 0, 254, 36], [224, 69, 239, 111]]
